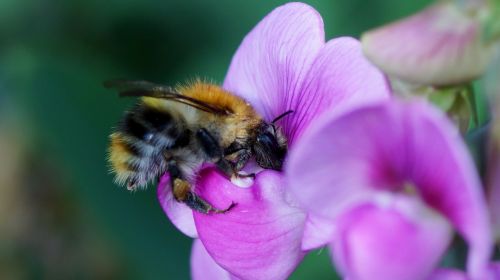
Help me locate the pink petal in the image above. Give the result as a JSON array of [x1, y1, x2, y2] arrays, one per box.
[[223, 2, 324, 135], [223, 3, 389, 144], [157, 174, 197, 238], [427, 269, 468, 280], [286, 100, 492, 278], [193, 168, 306, 280], [287, 37, 390, 142], [488, 262, 500, 279], [331, 194, 452, 280], [407, 103, 492, 278], [191, 239, 233, 280], [362, 1, 493, 86], [301, 214, 336, 251]]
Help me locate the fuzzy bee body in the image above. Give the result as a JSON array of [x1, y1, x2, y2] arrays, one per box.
[[107, 81, 288, 214]]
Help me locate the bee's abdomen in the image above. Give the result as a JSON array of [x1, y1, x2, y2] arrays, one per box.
[[109, 105, 191, 188]]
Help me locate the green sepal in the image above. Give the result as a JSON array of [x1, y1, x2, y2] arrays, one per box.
[[429, 84, 478, 133]]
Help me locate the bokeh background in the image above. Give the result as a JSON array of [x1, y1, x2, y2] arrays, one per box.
[[0, 0, 433, 279]]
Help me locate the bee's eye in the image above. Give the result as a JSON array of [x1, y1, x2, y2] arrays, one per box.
[[257, 132, 276, 146], [254, 131, 285, 171], [256, 132, 279, 152]]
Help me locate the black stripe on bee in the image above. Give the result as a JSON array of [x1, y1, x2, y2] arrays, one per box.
[[141, 108, 174, 131], [121, 113, 151, 141], [121, 107, 178, 143]]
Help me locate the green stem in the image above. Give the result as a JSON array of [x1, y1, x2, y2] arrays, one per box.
[[484, 0, 500, 43]]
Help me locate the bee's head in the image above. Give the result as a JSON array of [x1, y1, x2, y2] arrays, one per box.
[[252, 111, 293, 171]]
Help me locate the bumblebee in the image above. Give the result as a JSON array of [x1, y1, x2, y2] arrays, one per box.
[[106, 80, 291, 214]]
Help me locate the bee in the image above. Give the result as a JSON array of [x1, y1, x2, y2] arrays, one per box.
[[106, 80, 292, 214]]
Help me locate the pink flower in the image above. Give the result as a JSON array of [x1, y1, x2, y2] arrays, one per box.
[[286, 100, 493, 280], [361, 1, 495, 86], [157, 3, 390, 279]]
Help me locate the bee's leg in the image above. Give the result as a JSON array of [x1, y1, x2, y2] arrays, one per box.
[[184, 191, 236, 214], [224, 146, 254, 179], [218, 157, 255, 179], [214, 158, 245, 180], [167, 160, 234, 214], [225, 149, 255, 179], [224, 142, 252, 172], [196, 129, 254, 179], [232, 149, 252, 172], [196, 128, 226, 160], [224, 141, 246, 156], [196, 128, 233, 176]]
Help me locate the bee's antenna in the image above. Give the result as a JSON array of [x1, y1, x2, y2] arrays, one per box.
[[272, 110, 294, 124]]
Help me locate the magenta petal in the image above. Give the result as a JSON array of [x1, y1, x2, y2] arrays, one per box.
[[331, 195, 452, 280], [287, 100, 492, 277], [191, 239, 233, 280], [223, 2, 324, 126], [157, 174, 197, 238], [193, 168, 306, 280], [287, 37, 390, 142]]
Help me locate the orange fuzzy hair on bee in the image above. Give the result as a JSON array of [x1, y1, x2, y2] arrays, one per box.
[[141, 81, 262, 148], [141, 81, 260, 124], [179, 82, 262, 145], [178, 82, 257, 117], [108, 133, 134, 185]]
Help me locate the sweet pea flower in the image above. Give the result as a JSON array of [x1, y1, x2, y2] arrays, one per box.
[[362, 0, 496, 86], [286, 100, 493, 280], [157, 2, 390, 279]]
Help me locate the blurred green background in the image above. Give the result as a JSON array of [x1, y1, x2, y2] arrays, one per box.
[[0, 0, 431, 279]]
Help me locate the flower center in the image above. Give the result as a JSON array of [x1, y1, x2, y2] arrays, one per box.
[[402, 182, 419, 196]]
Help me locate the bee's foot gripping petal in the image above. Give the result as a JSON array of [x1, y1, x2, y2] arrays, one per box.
[[211, 202, 237, 214], [184, 191, 236, 215], [236, 172, 256, 179]]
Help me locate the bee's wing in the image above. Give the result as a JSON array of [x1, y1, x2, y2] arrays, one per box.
[[104, 80, 229, 115]]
